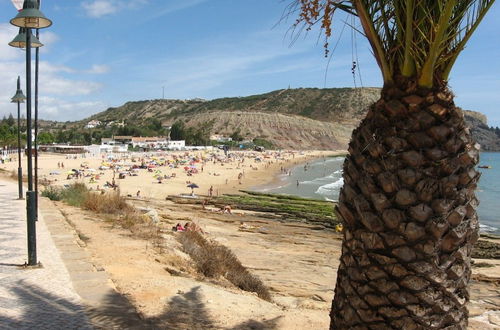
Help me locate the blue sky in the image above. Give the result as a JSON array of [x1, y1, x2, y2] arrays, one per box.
[[0, 0, 499, 126]]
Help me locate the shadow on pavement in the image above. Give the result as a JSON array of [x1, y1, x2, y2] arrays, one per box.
[[0, 281, 281, 329]]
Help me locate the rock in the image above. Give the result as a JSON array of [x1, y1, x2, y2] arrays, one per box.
[[146, 209, 160, 224]]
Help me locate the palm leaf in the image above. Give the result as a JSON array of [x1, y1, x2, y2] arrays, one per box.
[[287, 0, 496, 88]]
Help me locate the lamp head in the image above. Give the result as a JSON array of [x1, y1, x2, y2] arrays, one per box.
[[11, 89, 26, 103], [10, 0, 52, 29], [8, 28, 43, 48]]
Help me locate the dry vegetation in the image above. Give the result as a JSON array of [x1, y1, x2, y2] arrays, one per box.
[[42, 182, 272, 302], [42, 183, 160, 240], [178, 230, 272, 301]]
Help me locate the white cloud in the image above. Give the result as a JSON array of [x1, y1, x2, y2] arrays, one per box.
[[82, 0, 117, 18], [37, 96, 106, 120], [0, 24, 105, 121], [140, 0, 207, 22], [0, 24, 22, 61], [81, 0, 150, 18], [85, 64, 110, 74]]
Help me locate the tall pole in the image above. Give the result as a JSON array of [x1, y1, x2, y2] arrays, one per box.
[[25, 27, 37, 266], [16, 76, 24, 200], [34, 25, 39, 220]]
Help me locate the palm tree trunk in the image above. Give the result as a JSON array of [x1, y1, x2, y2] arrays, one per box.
[[330, 80, 480, 329]]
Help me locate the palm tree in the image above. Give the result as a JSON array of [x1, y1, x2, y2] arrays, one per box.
[[288, 1, 495, 328]]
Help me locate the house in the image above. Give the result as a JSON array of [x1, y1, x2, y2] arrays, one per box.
[[106, 121, 125, 128], [166, 140, 185, 150], [131, 137, 167, 149], [85, 120, 101, 129], [210, 134, 232, 142]]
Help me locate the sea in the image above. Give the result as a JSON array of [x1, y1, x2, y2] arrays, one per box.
[[253, 152, 500, 235]]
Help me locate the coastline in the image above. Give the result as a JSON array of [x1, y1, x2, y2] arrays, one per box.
[[247, 150, 347, 194], [0, 150, 333, 201]]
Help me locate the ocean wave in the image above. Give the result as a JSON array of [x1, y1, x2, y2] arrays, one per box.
[[258, 183, 291, 192], [479, 224, 499, 233], [300, 171, 343, 185], [315, 178, 344, 195]]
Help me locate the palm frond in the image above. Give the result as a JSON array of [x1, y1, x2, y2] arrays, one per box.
[[288, 0, 495, 88]]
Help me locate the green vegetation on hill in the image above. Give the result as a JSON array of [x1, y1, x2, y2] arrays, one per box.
[[4, 88, 497, 150]]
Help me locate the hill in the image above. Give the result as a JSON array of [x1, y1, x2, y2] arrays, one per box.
[[74, 87, 499, 150]]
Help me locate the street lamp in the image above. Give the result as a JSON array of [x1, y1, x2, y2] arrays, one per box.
[[8, 28, 43, 48], [11, 76, 26, 201], [9, 0, 52, 266]]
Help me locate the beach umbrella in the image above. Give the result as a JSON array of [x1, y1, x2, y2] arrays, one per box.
[[187, 183, 199, 195]]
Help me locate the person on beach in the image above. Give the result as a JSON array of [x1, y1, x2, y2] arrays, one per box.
[[221, 205, 232, 214], [209, 186, 213, 197]]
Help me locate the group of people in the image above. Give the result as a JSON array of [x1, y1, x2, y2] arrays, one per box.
[[173, 222, 204, 233]]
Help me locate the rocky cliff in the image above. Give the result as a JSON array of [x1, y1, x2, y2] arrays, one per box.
[[464, 110, 500, 151]]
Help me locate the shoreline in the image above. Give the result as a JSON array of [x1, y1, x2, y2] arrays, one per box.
[[247, 150, 347, 194]]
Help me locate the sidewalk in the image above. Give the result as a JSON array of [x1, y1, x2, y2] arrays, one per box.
[[0, 179, 145, 329]]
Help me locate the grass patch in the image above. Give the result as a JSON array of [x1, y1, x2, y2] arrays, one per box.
[[178, 231, 272, 301], [211, 191, 338, 228], [60, 182, 89, 207]]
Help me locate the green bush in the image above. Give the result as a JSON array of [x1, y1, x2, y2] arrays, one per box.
[[41, 186, 63, 201], [60, 182, 89, 207]]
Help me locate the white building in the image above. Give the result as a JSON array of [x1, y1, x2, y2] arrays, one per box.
[[85, 120, 102, 129], [100, 136, 185, 151], [166, 140, 185, 150], [131, 137, 167, 149], [210, 134, 232, 142]]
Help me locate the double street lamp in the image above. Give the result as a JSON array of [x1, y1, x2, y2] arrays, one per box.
[[9, 0, 52, 266]]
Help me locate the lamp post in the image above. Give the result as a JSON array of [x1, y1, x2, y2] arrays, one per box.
[[11, 76, 26, 200], [9, 0, 52, 266]]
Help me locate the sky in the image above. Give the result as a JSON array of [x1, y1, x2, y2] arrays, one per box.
[[0, 0, 499, 126]]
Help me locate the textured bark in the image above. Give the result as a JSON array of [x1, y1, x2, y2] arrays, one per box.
[[330, 82, 480, 330]]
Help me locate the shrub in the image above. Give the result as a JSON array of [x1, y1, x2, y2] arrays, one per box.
[[41, 186, 63, 201], [83, 191, 130, 214], [178, 231, 272, 301], [60, 182, 89, 207]]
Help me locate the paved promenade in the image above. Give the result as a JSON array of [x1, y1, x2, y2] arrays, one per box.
[[0, 179, 92, 329], [0, 179, 144, 329]]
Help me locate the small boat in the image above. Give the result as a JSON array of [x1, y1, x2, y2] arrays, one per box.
[[478, 165, 492, 169]]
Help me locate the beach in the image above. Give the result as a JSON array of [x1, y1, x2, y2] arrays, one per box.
[[1, 149, 499, 328], [0, 149, 339, 200]]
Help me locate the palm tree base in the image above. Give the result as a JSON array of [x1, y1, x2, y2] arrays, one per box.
[[330, 82, 480, 329]]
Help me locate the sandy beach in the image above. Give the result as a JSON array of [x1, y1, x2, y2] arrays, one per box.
[[0, 149, 343, 199]]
